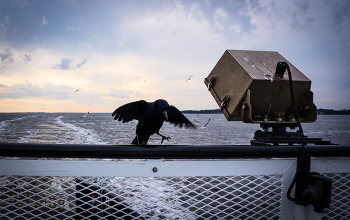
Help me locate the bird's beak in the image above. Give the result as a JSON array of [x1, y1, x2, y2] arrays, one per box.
[[162, 110, 168, 121]]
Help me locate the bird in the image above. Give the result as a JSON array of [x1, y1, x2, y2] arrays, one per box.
[[75, 89, 79, 92], [194, 118, 210, 129], [186, 75, 194, 82], [112, 99, 195, 145], [80, 112, 89, 118]]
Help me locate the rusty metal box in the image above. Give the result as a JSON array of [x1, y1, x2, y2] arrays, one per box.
[[204, 50, 317, 123]]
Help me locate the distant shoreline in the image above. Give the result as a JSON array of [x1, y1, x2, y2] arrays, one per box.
[[181, 109, 222, 114], [316, 109, 350, 115], [1, 109, 350, 115], [181, 108, 350, 115]]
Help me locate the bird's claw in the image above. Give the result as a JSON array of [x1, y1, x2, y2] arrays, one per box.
[[161, 136, 171, 144]]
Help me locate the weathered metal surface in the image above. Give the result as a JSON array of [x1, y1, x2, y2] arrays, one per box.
[[205, 50, 317, 123]]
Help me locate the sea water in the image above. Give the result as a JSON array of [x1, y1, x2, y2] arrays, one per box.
[[0, 113, 349, 145], [0, 113, 349, 218]]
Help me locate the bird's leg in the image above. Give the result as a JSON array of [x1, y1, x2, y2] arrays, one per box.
[[156, 132, 171, 144], [136, 135, 147, 145]]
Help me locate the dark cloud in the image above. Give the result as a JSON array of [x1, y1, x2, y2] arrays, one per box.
[[328, 1, 350, 32], [0, 48, 14, 63], [293, 0, 310, 12], [247, 0, 269, 12], [290, 0, 314, 29], [76, 58, 87, 68], [25, 54, 31, 62], [291, 14, 314, 29], [53, 58, 87, 70], [52, 58, 73, 70], [0, 48, 14, 68]]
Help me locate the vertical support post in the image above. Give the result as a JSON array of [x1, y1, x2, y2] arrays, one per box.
[[295, 155, 311, 207], [280, 159, 297, 220]]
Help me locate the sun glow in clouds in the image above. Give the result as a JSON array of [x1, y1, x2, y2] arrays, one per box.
[[0, 0, 349, 112]]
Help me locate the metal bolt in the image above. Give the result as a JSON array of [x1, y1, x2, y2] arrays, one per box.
[[264, 115, 269, 122], [152, 167, 158, 173]]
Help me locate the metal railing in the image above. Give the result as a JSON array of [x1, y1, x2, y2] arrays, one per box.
[[1, 143, 350, 220]]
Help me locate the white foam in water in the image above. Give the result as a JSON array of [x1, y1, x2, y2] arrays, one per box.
[[0, 121, 7, 134], [111, 177, 196, 219], [55, 116, 107, 145], [0, 121, 6, 139], [0, 115, 38, 139], [18, 130, 37, 143], [0, 115, 37, 129]]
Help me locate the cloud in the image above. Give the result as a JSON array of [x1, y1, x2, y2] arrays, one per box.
[[335, 68, 350, 90], [0, 24, 7, 40], [52, 58, 87, 70], [52, 58, 73, 70], [76, 58, 87, 68], [0, 48, 14, 63], [68, 27, 81, 31], [0, 83, 73, 100], [328, 0, 350, 32], [0, 0, 349, 111], [107, 88, 136, 98], [0, 82, 139, 101], [25, 54, 31, 62], [214, 8, 229, 22], [0, 48, 15, 68], [16, 0, 30, 7], [42, 16, 48, 26]]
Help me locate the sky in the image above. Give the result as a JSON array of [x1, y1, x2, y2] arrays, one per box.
[[0, 0, 349, 113]]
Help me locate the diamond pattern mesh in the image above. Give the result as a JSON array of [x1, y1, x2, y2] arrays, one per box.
[[1, 171, 350, 219], [322, 173, 350, 220], [1, 175, 282, 219]]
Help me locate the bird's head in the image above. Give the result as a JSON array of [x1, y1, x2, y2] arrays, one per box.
[[154, 99, 169, 121]]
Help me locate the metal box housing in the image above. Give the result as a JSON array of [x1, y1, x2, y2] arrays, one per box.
[[204, 50, 317, 123]]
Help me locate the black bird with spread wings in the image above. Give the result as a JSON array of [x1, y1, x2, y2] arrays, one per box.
[[112, 99, 195, 145]]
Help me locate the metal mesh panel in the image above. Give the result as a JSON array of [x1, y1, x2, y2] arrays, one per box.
[[0, 176, 75, 219], [322, 173, 350, 220], [1, 175, 282, 219]]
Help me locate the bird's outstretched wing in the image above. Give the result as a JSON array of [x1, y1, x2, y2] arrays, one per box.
[[204, 118, 210, 127], [167, 106, 196, 128], [112, 100, 149, 123]]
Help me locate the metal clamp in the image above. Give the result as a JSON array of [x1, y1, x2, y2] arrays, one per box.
[[206, 75, 216, 91], [220, 94, 229, 111]]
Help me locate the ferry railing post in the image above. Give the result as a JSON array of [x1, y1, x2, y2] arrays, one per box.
[[295, 154, 333, 213]]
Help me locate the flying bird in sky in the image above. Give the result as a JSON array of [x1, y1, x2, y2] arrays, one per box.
[[186, 75, 194, 82], [75, 89, 79, 92], [194, 118, 210, 129], [112, 99, 195, 145]]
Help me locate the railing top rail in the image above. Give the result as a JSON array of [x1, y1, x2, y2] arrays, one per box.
[[1, 142, 350, 159]]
